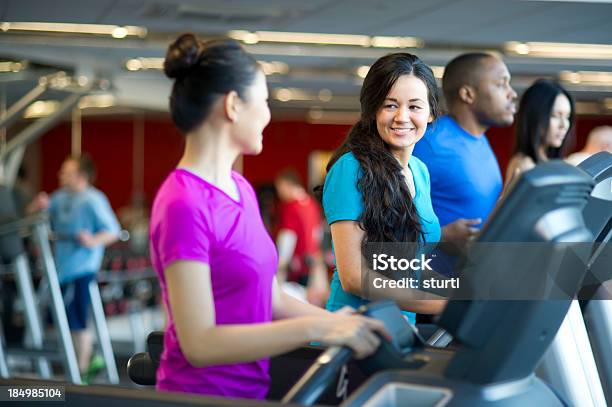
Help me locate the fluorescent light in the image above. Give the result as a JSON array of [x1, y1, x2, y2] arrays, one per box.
[[273, 87, 316, 102], [560, 71, 581, 84], [275, 88, 293, 102], [49, 72, 71, 89], [111, 27, 128, 39], [230, 30, 370, 47], [356, 64, 442, 80], [77, 75, 89, 86], [125, 58, 163, 71], [430, 66, 445, 79], [560, 70, 612, 86], [370, 36, 423, 48], [229, 30, 422, 49], [259, 61, 289, 75], [242, 32, 260, 45], [514, 43, 530, 55], [125, 59, 143, 71], [356, 65, 370, 79], [1, 22, 147, 38], [78, 94, 115, 109], [0, 60, 27, 72], [506, 41, 612, 59], [125, 58, 290, 76], [24, 100, 60, 118]]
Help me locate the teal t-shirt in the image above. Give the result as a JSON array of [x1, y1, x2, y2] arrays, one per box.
[[322, 152, 441, 324]]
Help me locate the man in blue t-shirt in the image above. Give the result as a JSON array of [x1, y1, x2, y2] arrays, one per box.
[[29, 154, 120, 379], [414, 53, 517, 245]]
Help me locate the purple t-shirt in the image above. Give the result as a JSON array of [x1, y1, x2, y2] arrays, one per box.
[[150, 169, 278, 399]]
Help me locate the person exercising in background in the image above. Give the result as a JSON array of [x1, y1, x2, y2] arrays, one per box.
[[505, 80, 575, 191], [150, 33, 388, 399], [566, 126, 612, 166], [28, 154, 120, 382], [274, 169, 329, 307], [413, 53, 517, 246]]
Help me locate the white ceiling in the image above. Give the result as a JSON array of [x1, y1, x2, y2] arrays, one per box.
[[1, 0, 612, 116]]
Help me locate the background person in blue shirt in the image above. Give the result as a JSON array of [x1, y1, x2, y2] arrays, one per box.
[[321, 53, 448, 324], [413, 53, 517, 246], [29, 154, 120, 378]]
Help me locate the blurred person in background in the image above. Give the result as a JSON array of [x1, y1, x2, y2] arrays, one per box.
[[414, 53, 517, 247], [274, 168, 329, 307], [505, 80, 574, 192], [28, 154, 120, 382], [566, 126, 612, 165]]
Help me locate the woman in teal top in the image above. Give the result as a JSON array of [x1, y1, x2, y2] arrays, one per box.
[[321, 53, 447, 323]]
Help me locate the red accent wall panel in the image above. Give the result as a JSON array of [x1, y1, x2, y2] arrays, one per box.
[[244, 121, 351, 188], [37, 115, 612, 211]]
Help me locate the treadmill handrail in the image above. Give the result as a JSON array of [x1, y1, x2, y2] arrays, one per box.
[[0, 213, 50, 237]]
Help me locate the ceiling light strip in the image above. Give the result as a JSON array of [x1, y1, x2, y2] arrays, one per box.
[[0, 22, 147, 38], [229, 30, 422, 48], [506, 41, 612, 60]]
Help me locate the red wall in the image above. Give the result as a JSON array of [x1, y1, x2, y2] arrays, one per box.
[[38, 115, 612, 211], [40, 118, 184, 210], [244, 121, 350, 188]]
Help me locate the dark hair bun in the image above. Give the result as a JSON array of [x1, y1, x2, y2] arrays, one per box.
[[166, 34, 260, 134], [164, 33, 203, 79]]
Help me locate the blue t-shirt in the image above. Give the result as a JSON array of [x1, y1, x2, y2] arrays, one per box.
[[49, 187, 120, 284], [322, 152, 441, 324], [413, 115, 502, 227]]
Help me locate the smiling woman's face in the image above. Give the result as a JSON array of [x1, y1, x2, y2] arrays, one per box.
[[375, 74, 432, 153]]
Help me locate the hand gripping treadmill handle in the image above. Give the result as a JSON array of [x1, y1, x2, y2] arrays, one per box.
[[282, 346, 353, 405]]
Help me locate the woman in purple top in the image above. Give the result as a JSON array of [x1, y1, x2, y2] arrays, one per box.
[[149, 33, 388, 400]]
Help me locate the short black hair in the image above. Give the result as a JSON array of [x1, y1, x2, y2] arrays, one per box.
[[164, 33, 261, 134], [442, 52, 495, 104], [68, 154, 96, 183]]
